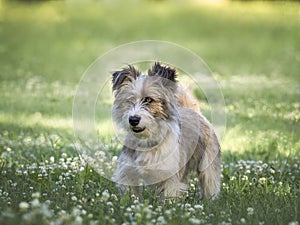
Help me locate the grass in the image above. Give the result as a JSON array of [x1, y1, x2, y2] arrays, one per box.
[[0, 0, 299, 224]]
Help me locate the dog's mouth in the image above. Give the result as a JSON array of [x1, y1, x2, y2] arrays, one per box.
[[131, 126, 145, 133]]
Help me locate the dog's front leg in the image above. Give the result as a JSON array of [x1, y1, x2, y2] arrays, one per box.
[[116, 183, 141, 198], [161, 175, 188, 198], [113, 163, 143, 199]]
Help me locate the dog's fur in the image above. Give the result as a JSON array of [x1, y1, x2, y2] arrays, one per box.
[[111, 62, 221, 200]]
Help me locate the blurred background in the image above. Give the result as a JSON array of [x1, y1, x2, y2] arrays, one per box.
[[0, 0, 299, 158]]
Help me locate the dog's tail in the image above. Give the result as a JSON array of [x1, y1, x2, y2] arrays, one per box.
[[176, 85, 200, 112]]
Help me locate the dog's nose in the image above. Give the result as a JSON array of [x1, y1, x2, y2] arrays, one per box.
[[129, 115, 141, 126]]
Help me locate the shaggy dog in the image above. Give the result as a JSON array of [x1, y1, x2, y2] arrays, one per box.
[[112, 62, 221, 200]]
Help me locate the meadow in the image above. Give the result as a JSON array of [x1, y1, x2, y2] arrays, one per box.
[[0, 0, 299, 224]]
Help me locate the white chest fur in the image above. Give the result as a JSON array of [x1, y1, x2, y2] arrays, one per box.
[[133, 130, 181, 185]]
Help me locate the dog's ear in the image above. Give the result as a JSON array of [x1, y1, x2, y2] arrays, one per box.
[[148, 62, 177, 82], [112, 65, 140, 91]]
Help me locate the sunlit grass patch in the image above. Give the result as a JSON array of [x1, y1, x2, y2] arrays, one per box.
[[222, 128, 300, 159], [0, 112, 73, 131]]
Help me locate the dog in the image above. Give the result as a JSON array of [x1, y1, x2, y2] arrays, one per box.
[[111, 62, 221, 200]]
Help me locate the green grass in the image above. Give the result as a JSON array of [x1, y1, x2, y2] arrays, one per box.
[[0, 0, 299, 224]]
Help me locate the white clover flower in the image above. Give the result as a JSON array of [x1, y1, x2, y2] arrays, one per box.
[[74, 215, 83, 225], [31, 199, 40, 208], [190, 183, 196, 190], [189, 207, 196, 213], [71, 196, 77, 201], [59, 209, 67, 217], [185, 203, 191, 208], [106, 201, 113, 207], [32, 192, 41, 199], [70, 162, 77, 171], [157, 216, 166, 225], [40, 203, 53, 218], [164, 209, 172, 216], [111, 194, 118, 201], [156, 205, 162, 212], [269, 168, 275, 174], [242, 175, 248, 181], [144, 207, 152, 219], [112, 156, 118, 164], [288, 222, 299, 225], [247, 207, 254, 215], [258, 177, 266, 184], [72, 207, 81, 217], [96, 151, 106, 158], [230, 176, 236, 181], [240, 218, 246, 223], [19, 202, 29, 211], [293, 163, 298, 168], [189, 217, 201, 224], [101, 189, 110, 202], [194, 204, 204, 211], [220, 211, 226, 215]]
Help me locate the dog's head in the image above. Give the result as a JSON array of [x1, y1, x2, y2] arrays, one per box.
[[112, 62, 179, 145]]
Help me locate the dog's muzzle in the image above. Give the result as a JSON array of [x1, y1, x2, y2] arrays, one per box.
[[129, 115, 145, 133]]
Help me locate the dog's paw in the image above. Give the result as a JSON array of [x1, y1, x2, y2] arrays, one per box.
[[163, 181, 188, 198]]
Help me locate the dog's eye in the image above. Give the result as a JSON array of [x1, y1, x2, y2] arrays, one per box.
[[143, 97, 154, 104]]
